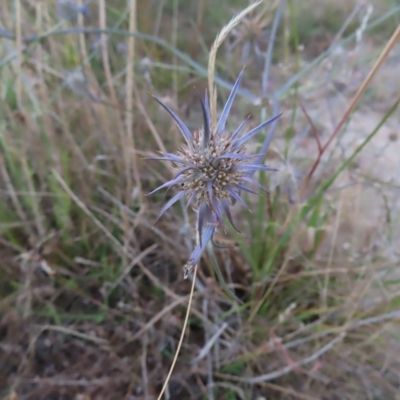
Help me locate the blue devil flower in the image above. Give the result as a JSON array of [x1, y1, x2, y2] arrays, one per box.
[[149, 71, 281, 277]]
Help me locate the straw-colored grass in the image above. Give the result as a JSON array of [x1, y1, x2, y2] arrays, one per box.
[[1, 1, 400, 399]]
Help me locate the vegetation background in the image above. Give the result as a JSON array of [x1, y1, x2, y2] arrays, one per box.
[[1, 0, 400, 399]]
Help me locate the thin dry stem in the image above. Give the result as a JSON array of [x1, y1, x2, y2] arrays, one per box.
[[53, 169, 189, 307], [191, 322, 228, 364], [15, 0, 22, 108], [251, 382, 317, 400], [108, 244, 158, 293], [55, 94, 90, 169], [98, 0, 126, 151], [299, 99, 322, 152], [125, 0, 142, 202], [247, 225, 297, 323], [172, 0, 178, 104], [126, 292, 196, 343], [39, 325, 109, 346], [322, 191, 344, 307], [74, 0, 114, 151], [193, 0, 205, 57], [208, 0, 262, 126], [99, 0, 136, 263], [140, 337, 149, 398], [52, 169, 129, 256], [157, 264, 198, 400], [219, 332, 346, 384], [0, 156, 35, 240], [152, 0, 166, 38], [34, 50, 62, 173], [133, 83, 167, 154], [76, 0, 95, 83], [305, 23, 400, 187], [20, 156, 46, 238]]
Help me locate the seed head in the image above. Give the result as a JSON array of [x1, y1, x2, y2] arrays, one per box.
[[149, 71, 281, 273], [56, 0, 90, 24], [228, 11, 271, 66]]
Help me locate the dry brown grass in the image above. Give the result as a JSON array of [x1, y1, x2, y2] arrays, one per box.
[[1, 1, 400, 399]]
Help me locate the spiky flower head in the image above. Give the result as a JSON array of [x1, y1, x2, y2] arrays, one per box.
[[228, 11, 271, 66], [56, 0, 90, 24], [150, 71, 281, 276]]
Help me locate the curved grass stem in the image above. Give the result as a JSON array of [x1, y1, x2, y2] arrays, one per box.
[[156, 264, 198, 400], [304, 23, 400, 188]]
